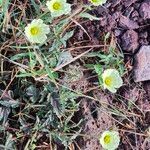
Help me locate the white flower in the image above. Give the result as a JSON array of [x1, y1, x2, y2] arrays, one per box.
[[25, 19, 50, 44], [102, 69, 123, 93], [89, 0, 107, 6], [46, 0, 71, 17], [99, 130, 120, 150]]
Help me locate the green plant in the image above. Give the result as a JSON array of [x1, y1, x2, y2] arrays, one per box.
[[0, 0, 129, 149]]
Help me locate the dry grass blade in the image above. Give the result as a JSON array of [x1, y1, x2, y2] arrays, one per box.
[[53, 48, 93, 71]]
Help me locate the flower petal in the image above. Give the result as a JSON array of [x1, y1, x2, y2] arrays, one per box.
[[102, 69, 123, 93], [99, 130, 120, 150], [25, 19, 50, 44], [106, 85, 117, 93], [89, 0, 107, 6], [46, 0, 71, 17], [109, 69, 123, 88]]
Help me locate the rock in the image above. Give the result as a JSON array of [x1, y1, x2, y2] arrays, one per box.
[[134, 3, 140, 10], [124, 0, 138, 7], [139, 39, 149, 45], [114, 29, 122, 37], [111, 0, 121, 7], [119, 15, 139, 29], [112, 11, 121, 20], [99, 17, 107, 26], [97, 5, 108, 16], [124, 6, 134, 17], [134, 46, 150, 82], [121, 30, 139, 53], [139, 31, 148, 39], [139, 2, 150, 20], [106, 15, 117, 31], [131, 10, 139, 21]]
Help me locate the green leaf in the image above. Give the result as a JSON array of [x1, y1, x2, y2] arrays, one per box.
[[79, 12, 100, 21], [0, 133, 17, 150], [49, 39, 62, 52], [45, 65, 56, 83], [57, 51, 73, 66], [0, 0, 2, 6], [50, 92, 62, 118], [1, 0, 9, 14], [26, 85, 39, 103], [0, 100, 19, 108], [0, 107, 10, 125], [10, 52, 31, 61], [94, 64, 103, 85], [16, 73, 34, 77], [30, 0, 40, 15], [60, 30, 74, 47], [94, 64, 103, 75], [104, 32, 110, 42]]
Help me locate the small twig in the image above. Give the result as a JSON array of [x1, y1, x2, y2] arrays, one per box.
[[0, 54, 29, 69], [71, 18, 91, 40], [119, 129, 147, 137], [63, 44, 109, 51]]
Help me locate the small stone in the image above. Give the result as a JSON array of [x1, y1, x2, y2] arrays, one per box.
[[106, 15, 117, 31], [134, 3, 140, 10], [114, 29, 122, 37], [124, 0, 138, 7], [131, 10, 139, 18], [139, 2, 150, 20], [139, 39, 149, 45], [139, 31, 148, 39], [138, 18, 145, 25], [99, 17, 107, 26], [119, 15, 139, 29], [97, 6, 108, 16], [111, 0, 121, 7], [115, 4, 123, 12], [112, 11, 121, 20], [131, 10, 139, 21], [134, 46, 150, 82], [121, 30, 139, 53], [124, 7, 134, 17]]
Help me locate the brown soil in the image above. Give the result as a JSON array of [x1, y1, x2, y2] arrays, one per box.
[[1, 0, 150, 149], [71, 0, 150, 149]]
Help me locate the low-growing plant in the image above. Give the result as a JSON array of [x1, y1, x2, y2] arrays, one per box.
[[99, 130, 120, 150], [0, 0, 129, 149]]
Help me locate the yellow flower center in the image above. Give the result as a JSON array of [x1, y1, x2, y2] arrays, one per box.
[[104, 135, 111, 144], [105, 77, 112, 86], [30, 27, 39, 35], [53, 2, 61, 10], [91, 0, 98, 2]]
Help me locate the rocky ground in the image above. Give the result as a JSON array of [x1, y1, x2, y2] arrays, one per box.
[[74, 0, 150, 149], [0, 0, 150, 149]]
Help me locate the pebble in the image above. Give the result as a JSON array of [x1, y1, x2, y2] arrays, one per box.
[[121, 30, 139, 53], [139, 2, 150, 20], [134, 46, 150, 82], [119, 15, 139, 29]]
